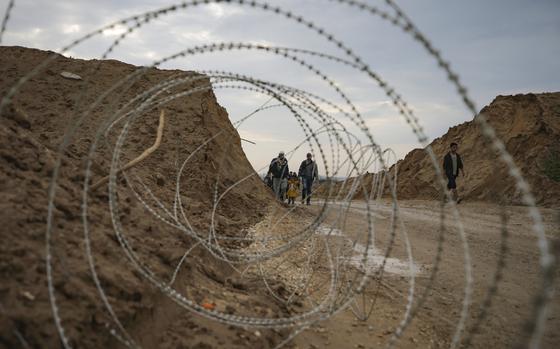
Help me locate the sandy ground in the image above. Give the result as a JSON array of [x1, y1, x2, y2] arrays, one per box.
[[252, 199, 559, 349], [1, 46, 558, 348]]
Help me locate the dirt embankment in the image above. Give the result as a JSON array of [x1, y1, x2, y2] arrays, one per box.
[[0, 46, 284, 348], [322, 92, 560, 206]]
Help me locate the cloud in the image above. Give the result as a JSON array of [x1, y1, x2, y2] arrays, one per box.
[[2, 0, 558, 169], [205, 3, 244, 19], [179, 30, 217, 43], [62, 24, 81, 34], [102, 24, 128, 37], [238, 129, 287, 144]]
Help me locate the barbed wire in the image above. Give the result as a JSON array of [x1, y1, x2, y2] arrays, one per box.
[[0, 1, 556, 349], [0, 0, 14, 44]]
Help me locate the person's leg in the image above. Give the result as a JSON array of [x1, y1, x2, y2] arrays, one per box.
[[453, 175, 461, 202], [305, 177, 313, 204], [446, 175, 457, 202], [281, 179, 288, 201], [273, 177, 281, 199], [301, 178, 306, 204], [446, 175, 452, 202]]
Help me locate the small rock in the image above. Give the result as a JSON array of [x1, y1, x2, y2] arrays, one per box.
[[20, 291, 35, 301], [12, 107, 31, 129], [60, 71, 82, 80], [155, 174, 165, 186], [254, 330, 261, 338]]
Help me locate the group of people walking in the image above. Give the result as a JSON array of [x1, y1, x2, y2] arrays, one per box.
[[263, 143, 464, 206], [265, 151, 318, 205]]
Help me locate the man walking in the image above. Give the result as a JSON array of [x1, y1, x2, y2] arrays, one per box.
[[268, 151, 289, 200], [298, 152, 319, 205], [443, 142, 464, 203]]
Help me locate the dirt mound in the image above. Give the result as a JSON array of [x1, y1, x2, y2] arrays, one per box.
[[320, 92, 560, 206], [394, 92, 560, 205], [0, 46, 286, 348]]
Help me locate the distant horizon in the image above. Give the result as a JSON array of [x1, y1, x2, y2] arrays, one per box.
[[3, 43, 558, 178], [1, 0, 558, 176]]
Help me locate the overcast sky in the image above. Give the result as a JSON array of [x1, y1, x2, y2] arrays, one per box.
[[2, 0, 559, 176]]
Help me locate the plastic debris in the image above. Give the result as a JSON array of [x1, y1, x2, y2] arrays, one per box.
[[201, 302, 215, 310], [60, 71, 82, 80], [21, 291, 35, 301]]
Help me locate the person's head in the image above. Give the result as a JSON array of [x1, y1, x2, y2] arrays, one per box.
[[306, 152, 312, 160], [450, 142, 458, 153], [278, 151, 285, 159]]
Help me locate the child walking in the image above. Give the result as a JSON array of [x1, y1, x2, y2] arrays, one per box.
[[286, 173, 300, 205]]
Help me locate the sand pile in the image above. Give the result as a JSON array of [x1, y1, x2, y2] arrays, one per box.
[[0, 46, 287, 348], [320, 92, 560, 206], [393, 92, 560, 205]]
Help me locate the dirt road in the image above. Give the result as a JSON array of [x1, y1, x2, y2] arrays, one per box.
[[255, 200, 559, 349]]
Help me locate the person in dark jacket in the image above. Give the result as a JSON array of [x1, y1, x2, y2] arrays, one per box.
[[298, 152, 319, 205], [268, 151, 289, 200], [264, 173, 273, 189], [443, 142, 464, 202]]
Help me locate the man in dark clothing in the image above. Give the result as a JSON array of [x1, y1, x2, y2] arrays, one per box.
[[264, 173, 273, 189], [268, 151, 289, 200], [298, 152, 319, 205], [443, 142, 465, 203]]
